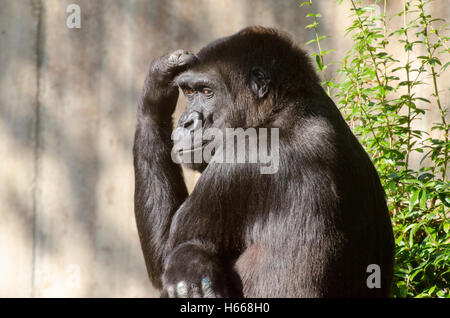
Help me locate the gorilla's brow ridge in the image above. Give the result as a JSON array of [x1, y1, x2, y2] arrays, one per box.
[[175, 73, 218, 89]]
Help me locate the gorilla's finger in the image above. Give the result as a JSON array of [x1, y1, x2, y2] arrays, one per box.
[[160, 289, 169, 298], [167, 50, 199, 73], [201, 277, 217, 298], [190, 283, 202, 298], [176, 281, 188, 298], [167, 285, 176, 298]]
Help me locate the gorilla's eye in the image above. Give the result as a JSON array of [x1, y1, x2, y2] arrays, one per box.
[[184, 88, 195, 96], [202, 88, 213, 95]]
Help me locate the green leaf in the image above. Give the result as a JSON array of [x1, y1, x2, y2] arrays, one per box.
[[418, 173, 434, 182], [419, 189, 428, 210], [305, 22, 318, 29], [442, 61, 450, 72], [315, 55, 323, 70], [415, 97, 431, 103], [443, 222, 450, 234], [410, 189, 421, 212], [439, 193, 450, 207]]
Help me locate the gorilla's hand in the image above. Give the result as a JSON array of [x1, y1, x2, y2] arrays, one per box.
[[151, 50, 198, 82], [141, 50, 198, 120], [161, 243, 230, 298]]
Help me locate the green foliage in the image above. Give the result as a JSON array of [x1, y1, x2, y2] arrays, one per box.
[[301, 0, 335, 95], [303, 0, 449, 297]]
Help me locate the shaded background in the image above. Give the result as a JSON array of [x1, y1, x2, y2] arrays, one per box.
[[0, 0, 448, 297]]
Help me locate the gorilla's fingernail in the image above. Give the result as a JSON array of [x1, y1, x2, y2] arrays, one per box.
[[201, 277, 216, 298], [167, 285, 176, 298], [176, 281, 188, 298], [201, 277, 211, 286]]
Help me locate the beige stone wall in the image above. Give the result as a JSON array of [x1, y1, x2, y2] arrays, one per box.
[[0, 0, 448, 297]]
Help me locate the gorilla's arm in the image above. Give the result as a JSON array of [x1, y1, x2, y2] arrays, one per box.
[[133, 51, 197, 287], [161, 163, 253, 297]]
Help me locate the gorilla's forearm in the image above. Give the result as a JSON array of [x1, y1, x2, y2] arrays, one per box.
[[133, 107, 188, 288], [160, 164, 251, 297], [134, 51, 198, 288]]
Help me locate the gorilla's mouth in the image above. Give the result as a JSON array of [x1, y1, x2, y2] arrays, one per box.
[[176, 139, 211, 154]]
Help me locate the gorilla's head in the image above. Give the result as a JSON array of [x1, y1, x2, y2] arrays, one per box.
[[172, 27, 320, 171]]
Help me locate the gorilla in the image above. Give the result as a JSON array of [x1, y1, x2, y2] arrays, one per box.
[[133, 26, 394, 297]]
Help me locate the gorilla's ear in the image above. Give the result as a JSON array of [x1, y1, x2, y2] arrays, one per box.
[[250, 66, 270, 99]]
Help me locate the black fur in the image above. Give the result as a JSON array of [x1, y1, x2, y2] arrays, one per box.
[[133, 27, 394, 297]]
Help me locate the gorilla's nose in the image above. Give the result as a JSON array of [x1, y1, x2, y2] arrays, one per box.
[[181, 111, 203, 132]]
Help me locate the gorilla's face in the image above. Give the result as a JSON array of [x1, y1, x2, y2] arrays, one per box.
[[172, 69, 232, 171], [172, 65, 270, 172]]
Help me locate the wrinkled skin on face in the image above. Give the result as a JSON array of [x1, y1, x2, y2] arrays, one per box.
[[171, 57, 271, 172], [172, 69, 231, 172]]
